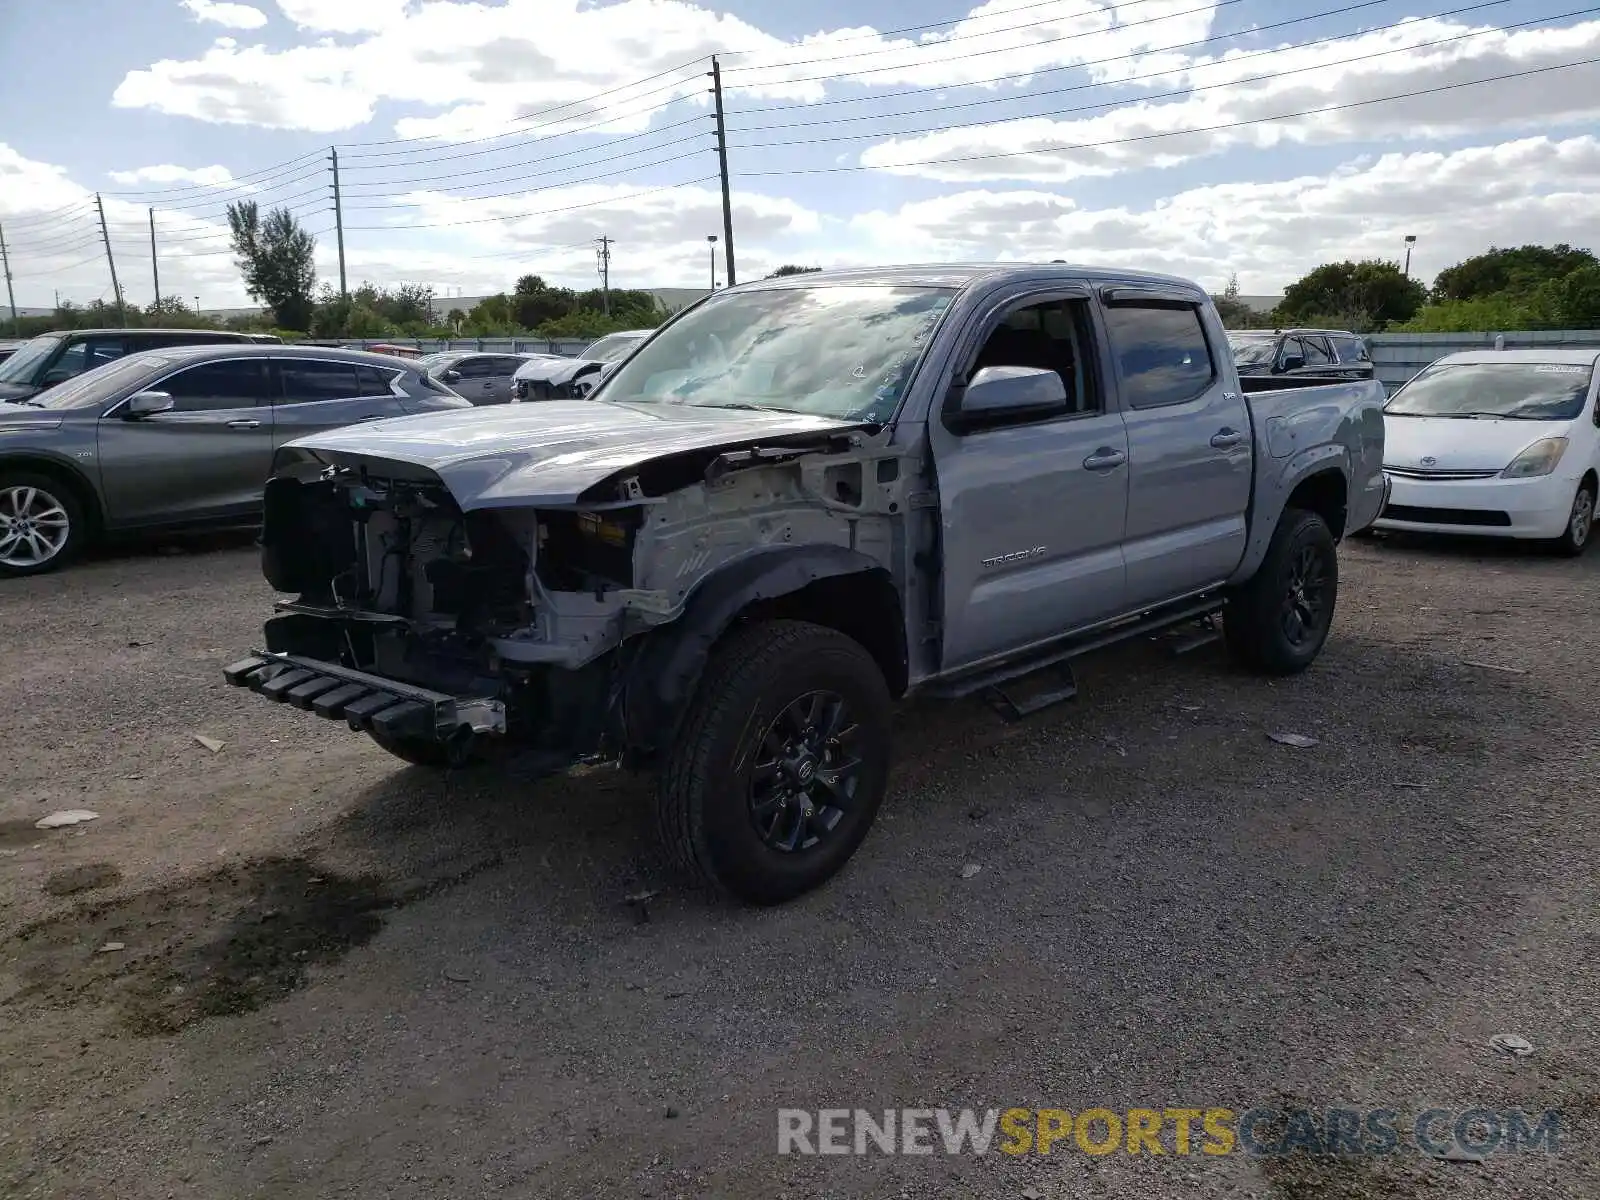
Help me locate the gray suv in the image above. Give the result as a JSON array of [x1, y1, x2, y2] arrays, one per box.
[[0, 327, 280, 403], [0, 344, 471, 576]]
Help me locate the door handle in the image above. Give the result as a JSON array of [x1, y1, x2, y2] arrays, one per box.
[[1082, 447, 1127, 471], [226, 418, 261, 430], [1210, 428, 1246, 448]]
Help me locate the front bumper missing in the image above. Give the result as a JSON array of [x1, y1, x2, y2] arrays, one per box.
[[224, 651, 506, 741]]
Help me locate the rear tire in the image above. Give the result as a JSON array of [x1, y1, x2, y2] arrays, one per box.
[[0, 471, 86, 577], [1224, 508, 1338, 675], [1548, 481, 1595, 558], [657, 619, 893, 905]]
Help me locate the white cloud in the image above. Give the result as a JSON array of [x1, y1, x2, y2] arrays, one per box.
[[106, 164, 237, 186], [847, 136, 1600, 293], [857, 17, 1600, 180], [275, 0, 409, 35], [180, 0, 269, 31], [114, 0, 1223, 138]]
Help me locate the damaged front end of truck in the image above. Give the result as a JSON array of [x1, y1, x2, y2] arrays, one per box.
[[224, 402, 901, 772]]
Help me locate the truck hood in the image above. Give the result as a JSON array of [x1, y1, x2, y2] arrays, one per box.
[[1382, 413, 1571, 471], [281, 399, 867, 508]]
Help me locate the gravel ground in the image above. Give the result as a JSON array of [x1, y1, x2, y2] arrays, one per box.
[[1, 532, 1597, 1199]]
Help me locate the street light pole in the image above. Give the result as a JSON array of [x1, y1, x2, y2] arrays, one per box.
[[707, 235, 717, 291], [1403, 234, 1417, 278]]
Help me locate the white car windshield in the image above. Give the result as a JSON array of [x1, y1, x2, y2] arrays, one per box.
[[1385, 362, 1596, 421], [597, 285, 955, 422]]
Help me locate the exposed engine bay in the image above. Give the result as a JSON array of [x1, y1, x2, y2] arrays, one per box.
[[250, 434, 900, 760]]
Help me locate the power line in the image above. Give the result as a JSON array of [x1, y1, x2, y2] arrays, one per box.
[[341, 96, 698, 167], [733, 3, 1590, 148], [101, 148, 328, 200], [339, 131, 711, 201], [720, 0, 1152, 59], [343, 176, 719, 231], [739, 54, 1600, 175], [728, 0, 1489, 127], [341, 54, 714, 153], [341, 142, 712, 212], [723, 0, 1250, 79]]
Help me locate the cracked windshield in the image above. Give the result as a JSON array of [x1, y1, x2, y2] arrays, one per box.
[[598, 284, 954, 422]]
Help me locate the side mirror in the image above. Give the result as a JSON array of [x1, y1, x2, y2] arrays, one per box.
[[441, 369, 461, 383], [124, 390, 175, 418], [950, 365, 1067, 430], [1278, 353, 1306, 373]]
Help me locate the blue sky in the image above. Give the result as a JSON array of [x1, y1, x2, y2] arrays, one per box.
[[1, 0, 1597, 309]]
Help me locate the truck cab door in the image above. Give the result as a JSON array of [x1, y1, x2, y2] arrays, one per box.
[[1101, 296, 1252, 606], [929, 289, 1130, 673]]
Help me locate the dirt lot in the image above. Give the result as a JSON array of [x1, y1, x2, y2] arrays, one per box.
[[2, 533, 1597, 1199]]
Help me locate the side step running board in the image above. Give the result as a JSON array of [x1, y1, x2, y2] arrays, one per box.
[[924, 594, 1224, 716]]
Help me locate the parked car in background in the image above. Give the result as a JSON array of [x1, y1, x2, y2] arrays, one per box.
[[1229, 328, 1373, 382], [0, 344, 470, 576], [225, 262, 1386, 904], [422, 350, 559, 406], [366, 343, 423, 360], [1374, 348, 1599, 555], [511, 329, 651, 400], [0, 328, 281, 403]]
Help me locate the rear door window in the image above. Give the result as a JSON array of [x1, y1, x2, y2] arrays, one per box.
[[356, 364, 401, 397], [1103, 303, 1216, 408], [1303, 336, 1335, 367], [277, 360, 359, 403]]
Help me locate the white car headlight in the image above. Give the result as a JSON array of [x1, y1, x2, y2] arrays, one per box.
[[1500, 437, 1568, 479]]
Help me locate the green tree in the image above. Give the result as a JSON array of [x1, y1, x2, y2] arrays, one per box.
[[1276, 260, 1425, 330], [766, 264, 822, 278], [1544, 263, 1600, 328], [1212, 272, 1256, 329], [226, 201, 318, 332], [1431, 244, 1598, 303], [144, 296, 217, 328]]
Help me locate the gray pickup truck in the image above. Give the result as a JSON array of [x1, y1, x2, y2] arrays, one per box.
[[226, 264, 1388, 904]]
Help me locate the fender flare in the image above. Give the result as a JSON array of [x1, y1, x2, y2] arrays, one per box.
[[619, 544, 889, 756], [1233, 445, 1350, 583]]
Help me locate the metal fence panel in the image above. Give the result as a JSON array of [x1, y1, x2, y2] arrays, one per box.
[[1367, 330, 1600, 394], [302, 337, 596, 356]]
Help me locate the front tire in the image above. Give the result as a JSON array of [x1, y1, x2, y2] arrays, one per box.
[[0, 472, 85, 577], [657, 619, 893, 905], [1224, 508, 1339, 675], [1548, 481, 1595, 558], [367, 727, 477, 769]]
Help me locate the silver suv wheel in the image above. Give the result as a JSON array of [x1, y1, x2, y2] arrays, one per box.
[[0, 484, 73, 570]]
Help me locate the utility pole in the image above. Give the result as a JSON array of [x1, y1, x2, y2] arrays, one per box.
[[709, 56, 736, 287], [94, 192, 125, 322], [595, 235, 612, 316], [0, 224, 16, 335], [148, 208, 161, 314], [330, 147, 348, 298], [1402, 233, 1417, 279]]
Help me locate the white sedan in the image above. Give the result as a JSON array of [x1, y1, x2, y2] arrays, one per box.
[[1375, 349, 1599, 555]]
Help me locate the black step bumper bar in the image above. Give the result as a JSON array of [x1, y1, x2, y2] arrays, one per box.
[[224, 651, 505, 741]]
